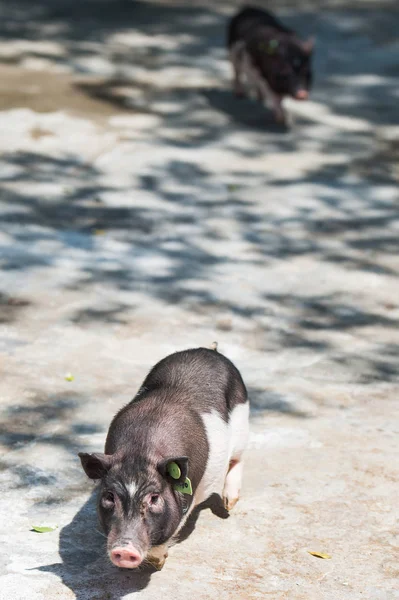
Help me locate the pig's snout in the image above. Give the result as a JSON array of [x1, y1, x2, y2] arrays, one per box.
[[294, 89, 309, 100], [110, 545, 142, 569]]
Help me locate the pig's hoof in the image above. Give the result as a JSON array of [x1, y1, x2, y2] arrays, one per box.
[[147, 556, 167, 571], [146, 548, 168, 571], [274, 112, 287, 125], [223, 495, 239, 512]]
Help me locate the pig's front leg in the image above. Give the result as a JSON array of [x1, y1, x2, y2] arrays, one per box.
[[254, 74, 285, 123], [222, 459, 243, 511], [264, 88, 286, 123], [146, 544, 169, 571], [230, 41, 246, 97], [271, 95, 285, 124]]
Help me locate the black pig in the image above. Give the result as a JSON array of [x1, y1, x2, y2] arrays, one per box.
[[79, 347, 249, 570], [228, 6, 314, 122]]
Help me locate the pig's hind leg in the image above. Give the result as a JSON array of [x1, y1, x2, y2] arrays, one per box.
[[223, 459, 243, 511], [222, 401, 249, 511], [247, 64, 286, 123]]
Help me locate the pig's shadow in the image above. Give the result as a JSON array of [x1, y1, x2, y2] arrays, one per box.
[[38, 490, 153, 599], [177, 493, 230, 544], [201, 88, 289, 132], [38, 491, 228, 599]]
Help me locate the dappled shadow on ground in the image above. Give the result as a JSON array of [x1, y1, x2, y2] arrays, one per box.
[[0, 143, 398, 382], [1, 2, 398, 598], [0, 292, 31, 324], [249, 388, 310, 417], [0, 389, 106, 509], [0, 391, 101, 454]]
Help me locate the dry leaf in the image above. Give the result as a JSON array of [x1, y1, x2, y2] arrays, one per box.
[[307, 551, 332, 559]]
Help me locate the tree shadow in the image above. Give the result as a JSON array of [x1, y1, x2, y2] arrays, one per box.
[[0, 292, 31, 324], [248, 388, 309, 418], [0, 391, 106, 454], [1, 147, 398, 382]]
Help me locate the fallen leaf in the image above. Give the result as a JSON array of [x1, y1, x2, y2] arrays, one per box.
[[383, 302, 397, 310], [94, 229, 106, 235], [30, 127, 54, 140], [227, 184, 238, 192], [307, 551, 332, 559], [31, 525, 58, 533], [216, 318, 232, 331], [65, 373, 74, 382]]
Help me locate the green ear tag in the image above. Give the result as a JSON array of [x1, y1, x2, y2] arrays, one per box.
[[173, 477, 193, 495], [167, 462, 181, 480], [267, 39, 279, 54]]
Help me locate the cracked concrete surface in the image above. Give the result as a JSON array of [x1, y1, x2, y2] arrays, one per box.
[[0, 1, 398, 599]]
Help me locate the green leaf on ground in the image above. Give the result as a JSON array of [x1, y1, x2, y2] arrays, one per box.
[[31, 525, 58, 533]]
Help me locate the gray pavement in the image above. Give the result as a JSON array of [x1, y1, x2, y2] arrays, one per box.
[[0, 1, 398, 599]]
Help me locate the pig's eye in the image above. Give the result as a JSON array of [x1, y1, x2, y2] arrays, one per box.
[[146, 493, 163, 512], [150, 494, 160, 506], [101, 492, 115, 509]]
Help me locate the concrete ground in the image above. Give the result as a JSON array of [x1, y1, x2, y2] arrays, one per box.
[[0, 0, 398, 599]]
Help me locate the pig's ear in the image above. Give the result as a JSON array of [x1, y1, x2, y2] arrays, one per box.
[[302, 37, 315, 54], [158, 456, 188, 485], [78, 452, 112, 480]]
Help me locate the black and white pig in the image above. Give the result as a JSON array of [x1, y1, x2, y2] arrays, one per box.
[[227, 6, 314, 122], [79, 347, 249, 570]]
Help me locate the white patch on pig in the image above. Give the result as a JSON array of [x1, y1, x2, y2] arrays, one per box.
[[194, 402, 249, 506], [171, 402, 250, 541], [228, 402, 250, 460], [195, 411, 229, 505], [126, 482, 138, 498]]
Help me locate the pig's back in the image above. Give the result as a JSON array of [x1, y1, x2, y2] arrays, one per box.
[[228, 6, 293, 47], [139, 347, 247, 419]]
